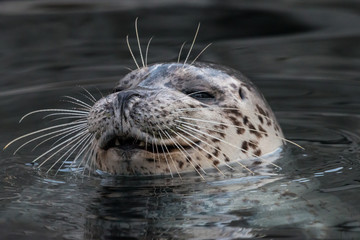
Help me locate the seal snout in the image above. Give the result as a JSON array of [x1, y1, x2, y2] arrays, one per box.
[[115, 89, 143, 133]]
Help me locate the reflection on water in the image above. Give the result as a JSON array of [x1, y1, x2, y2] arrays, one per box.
[[1, 0, 360, 239]]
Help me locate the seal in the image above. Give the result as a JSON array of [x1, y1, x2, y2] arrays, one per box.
[[5, 21, 296, 177]]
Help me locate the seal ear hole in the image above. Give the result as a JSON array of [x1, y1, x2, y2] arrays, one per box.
[[238, 88, 246, 100]]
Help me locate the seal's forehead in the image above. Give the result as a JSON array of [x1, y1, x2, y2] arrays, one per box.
[[137, 63, 237, 89]]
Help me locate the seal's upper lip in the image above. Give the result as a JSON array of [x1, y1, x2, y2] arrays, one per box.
[[101, 135, 199, 153]]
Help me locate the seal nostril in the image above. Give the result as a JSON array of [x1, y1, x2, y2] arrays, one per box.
[[117, 91, 141, 103], [113, 87, 123, 93], [239, 88, 246, 100]]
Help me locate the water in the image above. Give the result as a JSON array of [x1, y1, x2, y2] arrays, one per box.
[[1, 0, 360, 239]]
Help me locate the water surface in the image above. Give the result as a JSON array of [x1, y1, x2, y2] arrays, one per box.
[[1, 1, 360, 239]]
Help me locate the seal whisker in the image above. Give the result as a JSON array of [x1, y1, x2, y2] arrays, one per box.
[[135, 17, 145, 68], [4, 121, 87, 150], [157, 128, 181, 179], [62, 96, 92, 109], [46, 133, 92, 174], [170, 127, 226, 176], [150, 132, 157, 174], [47, 116, 88, 123], [145, 37, 153, 67], [155, 135, 174, 178], [165, 128, 206, 180], [177, 125, 254, 175], [46, 125, 88, 149], [124, 66, 134, 72], [12, 124, 87, 154], [152, 132, 162, 175], [126, 35, 140, 70], [55, 134, 93, 176], [37, 131, 89, 168], [183, 23, 200, 66], [43, 112, 89, 120], [59, 101, 91, 111], [180, 123, 281, 170], [176, 125, 234, 171], [79, 86, 97, 103], [163, 130, 190, 177], [179, 116, 304, 150], [76, 138, 96, 175], [166, 128, 209, 176], [190, 43, 212, 65], [19, 109, 88, 123], [33, 130, 88, 164], [176, 120, 228, 141], [177, 41, 186, 63], [76, 136, 96, 176]]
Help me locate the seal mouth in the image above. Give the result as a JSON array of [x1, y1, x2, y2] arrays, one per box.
[[101, 135, 199, 154]]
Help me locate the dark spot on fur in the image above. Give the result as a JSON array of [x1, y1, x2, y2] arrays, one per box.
[[241, 141, 248, 153], [267, 120, 272, 126], [224, 155, 230, 162], [213, 160, 220, 166], [212, 138, 220, 143], [230, 83, 237, 89], [258, 116, 264, 124], [186, 156, 192, 163], [237, 128, 245, 135], [215, 131, 225, 138], [254, 149, 262, 156], [249, 123, 262, 138], [212, 148, 219, 157], [178, 161, 184, 169], [207, 154, 213, 159], [258, 125, 268, 137], [248, 141, 257, 149], [253, 160, 262, 165], [228, 116, 243, 127], [146, 158, 155, 163], [196, 164, 201, 170], [256, 104, 267, 116], [243, 116, 249, 125], [224, 108, 243, 117]]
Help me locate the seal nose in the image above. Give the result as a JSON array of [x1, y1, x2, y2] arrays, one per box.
[[116, 90, 143, 132]]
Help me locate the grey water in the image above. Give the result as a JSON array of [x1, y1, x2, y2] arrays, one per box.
[[0, 0, 360, 239]]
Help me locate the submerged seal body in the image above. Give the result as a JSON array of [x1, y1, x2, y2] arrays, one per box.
[[88, 62, 284, 176]]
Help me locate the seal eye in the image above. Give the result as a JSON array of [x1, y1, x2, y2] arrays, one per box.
[[238, 88, 246, 100], [185, 90, 215, 101]]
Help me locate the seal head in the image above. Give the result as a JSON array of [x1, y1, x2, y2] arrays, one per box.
[[88, 62, 284, 176]]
